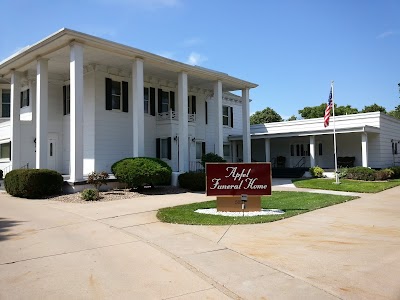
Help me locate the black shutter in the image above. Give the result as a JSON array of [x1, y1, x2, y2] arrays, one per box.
[[192, 96, 196, 114], [202, 142, 206, 156], [150, 87, 156, 116], [230, 107, 234, 128], [122, 81, 128, 112], [170, 91, 175, 111], [167, 137, 172, 160], [63, 86, 67, 115], [156, 138, 160, 158], [205, 101, 208, 124], [9, 141, 11, 160], [105, 78, 112, 110], [158, 89, 162, 113], [20, 91, 23, 108], [27, 89, 30, 106], [187, 96, 190, 113]]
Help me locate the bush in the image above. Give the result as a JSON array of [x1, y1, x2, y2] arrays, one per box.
[[81, 188, 99, 201], [0, 169, 3, 179], [87, 171, 109, 191], [201, 152, 226, 167], [344, 167, 376, 181], [309, 166, 324, 178], [178, 172, 206, 191], [339, 168, 348, 179], [4, 169, 63, 198], [374, 168, 394, 181], [389, 166, 400, 179], [112, 157, 172, 189]]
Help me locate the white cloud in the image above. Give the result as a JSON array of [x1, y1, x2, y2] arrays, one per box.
[[377, 31, 395, 39], [181, 37, 203, 47], [186, 52, 208, 66]]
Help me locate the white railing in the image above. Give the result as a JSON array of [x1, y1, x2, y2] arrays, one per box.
[[157, 109, 177, 121], [156, 110, 196, 123]]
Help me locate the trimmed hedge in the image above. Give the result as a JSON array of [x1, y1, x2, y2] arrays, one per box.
[[178, 172, 206, 191], [389, 166, 400, 179], [112, 157, 172, 189], [4, 169, 63, 198], [343, 167, 393, 181], [201, 152, 226, 167]]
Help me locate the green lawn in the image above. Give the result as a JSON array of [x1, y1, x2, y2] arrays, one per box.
[[156, 191, 356, 225], [292, 178, 400, 193]]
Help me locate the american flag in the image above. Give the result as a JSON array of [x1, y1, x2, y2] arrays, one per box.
[[324, 86, 333, 127]]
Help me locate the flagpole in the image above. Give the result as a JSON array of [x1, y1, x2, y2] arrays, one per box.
[[331, 81, 340, 184]]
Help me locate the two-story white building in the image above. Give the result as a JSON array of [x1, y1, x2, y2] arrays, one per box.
[[0, 28, 257, 182]]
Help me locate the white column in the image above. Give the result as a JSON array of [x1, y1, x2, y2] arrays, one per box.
[[214, 80, 223, 157], [232, 140, 237, 162], [310, 135, 315, 168], [36, 59, 49, 169], [10, 71, 21, 170], [361, 132, 368, 167], [178, 72, 188, 172], [264, 138, 271, 162], [70, 43, 84, 181], [242, 88, 251, 162], [132, 58, 144, 157]]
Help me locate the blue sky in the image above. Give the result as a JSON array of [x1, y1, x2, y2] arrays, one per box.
[[1, 0, 399, 119]]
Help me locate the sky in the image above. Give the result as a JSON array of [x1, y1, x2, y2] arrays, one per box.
[[0, 0, 399, 119]]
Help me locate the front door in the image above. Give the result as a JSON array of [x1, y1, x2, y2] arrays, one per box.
[[48, 134, 58, 171]]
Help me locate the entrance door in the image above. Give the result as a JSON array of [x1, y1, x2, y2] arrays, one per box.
[[48, 134, 58, 171]]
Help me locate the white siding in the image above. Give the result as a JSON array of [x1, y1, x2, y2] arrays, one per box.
[[378, 114, 400, 167], [83, 72, 95, 174]]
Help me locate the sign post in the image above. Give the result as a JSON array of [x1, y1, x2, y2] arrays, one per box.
[[206, 163, 272, 212]]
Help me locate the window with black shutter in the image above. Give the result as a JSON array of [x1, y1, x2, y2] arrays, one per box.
[[63, 85, 71, 115], [105, 78, 128, 112], [20, 89, 29, 108]]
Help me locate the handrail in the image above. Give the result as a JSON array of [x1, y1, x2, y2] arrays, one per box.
[[295, 157, 306, 168]]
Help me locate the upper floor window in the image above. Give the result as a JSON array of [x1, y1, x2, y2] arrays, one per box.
[[144, 87, 149, 114], [20, 89, 29, 108], [158, 89, 175, 113], [1, 89, 10, 117], [188, 95, 196, 114], [143, 87, 156, 116], [63, 85, 70, 115], [222, 105, 233, 127], [105, 78, 128, 112]]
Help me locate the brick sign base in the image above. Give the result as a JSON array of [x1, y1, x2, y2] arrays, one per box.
[[216, 196, 261, 212]]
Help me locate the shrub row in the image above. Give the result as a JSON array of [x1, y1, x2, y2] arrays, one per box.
[[4, 169, 63, 198], [342, 167, 394, 181]]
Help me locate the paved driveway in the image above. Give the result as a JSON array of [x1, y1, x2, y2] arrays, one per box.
[[0, 187, 399, 299]]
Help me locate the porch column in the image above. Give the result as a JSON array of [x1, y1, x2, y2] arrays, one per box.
[[232, 140, 237, 162], [310, 135, 315, 168], [36, 59, 49, 169], [214, 80, 223, 157], [264, 138, 270, 162], [132, 58, 144, 156], [69, 43, 84, 182], [178, 72, 189, 172], [361, 132, 368, 167], [242, 88, 251, 162], [10, 71, 21, 170]]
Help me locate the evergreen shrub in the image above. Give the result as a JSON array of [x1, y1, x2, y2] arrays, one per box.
[[178, 172, 206, 191], [4, 169, 63, 198], [111, 157, 172, 189]]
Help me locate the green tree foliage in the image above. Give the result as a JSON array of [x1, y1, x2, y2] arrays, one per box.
[[250, 107, 283, 124], [299, 103, 359, 119], [361, 103, 387, 113], [388, 105, 400, 119], [286, 115, 297, 121]]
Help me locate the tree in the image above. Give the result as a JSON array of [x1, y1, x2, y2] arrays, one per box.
[[299, 103, 359, 119], [361, 103, 387, 113], [250, 107, 283, 124], [286, 115, 297, 121], [388, 105, 400, 119]]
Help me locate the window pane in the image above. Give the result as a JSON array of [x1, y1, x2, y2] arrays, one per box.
[[161, 139, 168, 158], [161, 91, 169, 113], [2, 89, 10, 103], [2, 104, 10, 118], [223, 106, 229, 116], [0, 143, 10, 159], [144, 88, 149, 114], [223, 145, 230, 157], [112, 95, 120, 109], [196, 142, 202, 159], [112, 81, 121, 95]]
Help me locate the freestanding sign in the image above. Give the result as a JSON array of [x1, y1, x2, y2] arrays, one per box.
[[206, 163, 272, 212]]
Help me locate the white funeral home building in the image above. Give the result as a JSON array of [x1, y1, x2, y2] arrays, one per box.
[[0, 28, 257, 182], [240, 112, 400, 170]]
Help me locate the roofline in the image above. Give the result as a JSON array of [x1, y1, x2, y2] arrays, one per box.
[[0, 28, 258, 90]]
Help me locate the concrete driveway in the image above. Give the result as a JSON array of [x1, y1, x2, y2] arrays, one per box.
[[0, 186, 399, 299]]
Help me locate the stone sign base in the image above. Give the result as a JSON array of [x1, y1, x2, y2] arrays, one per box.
[[216, 196, 262, 212]]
